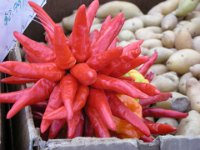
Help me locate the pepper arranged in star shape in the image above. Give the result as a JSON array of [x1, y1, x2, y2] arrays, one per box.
[[0, 0, 188, 141]]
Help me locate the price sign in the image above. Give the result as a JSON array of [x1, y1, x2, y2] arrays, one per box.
[[0, 0, 46, 61]]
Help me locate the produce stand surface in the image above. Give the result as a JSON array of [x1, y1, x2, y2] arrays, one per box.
[[5, 0, 200, 150]]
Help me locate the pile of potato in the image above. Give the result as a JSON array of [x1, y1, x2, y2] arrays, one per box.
[[61, 0, 200, 136]]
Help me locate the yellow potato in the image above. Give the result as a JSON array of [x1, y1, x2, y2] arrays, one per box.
[[166, 49, 200, 74], [97, 1, 143, 19], [139, 14, 163, 27], [62, 13, 76, 31], [186, 78, 200, 112], [186, 11, 200, 20], [118, 30, 135, 41], [122, 18, 144, 32], [178, 72, 193, 95], [161, 14, 178, 30], [174, 21, 200, 37], [148, 0, 180, 15], [176, 110, 200, 136], [135, 28, 162, 40], [190, 64, 200, 78], [161, 30, 176, 48], [141, 39, 162, 49], [192, 36, 200, 53], [175, 0, 200, 17], [144, 26, 162, 33], [151, 72, 179, 92], [148, 64, 168, 76], [175, 28, 193, 50], [148, 47, 174, 64]]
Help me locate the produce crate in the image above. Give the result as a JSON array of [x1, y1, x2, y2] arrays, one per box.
[[5, 0, 200, 150]]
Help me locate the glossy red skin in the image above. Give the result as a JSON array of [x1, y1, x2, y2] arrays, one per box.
[[70, 63, 97, 86]]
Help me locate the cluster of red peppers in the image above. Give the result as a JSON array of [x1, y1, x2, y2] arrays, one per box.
[[0, 0, 188, 142]]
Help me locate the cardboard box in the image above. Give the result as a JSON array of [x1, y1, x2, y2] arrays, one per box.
[[7, 0, 200, 150]]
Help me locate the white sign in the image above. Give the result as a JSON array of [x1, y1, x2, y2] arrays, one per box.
[[0, 0, 46, 61]]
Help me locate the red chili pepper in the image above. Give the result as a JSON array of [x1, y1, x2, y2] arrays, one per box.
[[92, 74, 149, 99], [73, 114, 84, 138], [73, 85, 89, 112], [145, 71, 154, 82], [139, 52, 158, 76], [70, 63, 97, 86], [101, 56, 148, 76], [0, 76, 38, 84], [86, 0, 99, 29], [107, 93, 150, 136], [90, 30, 100, 49], [48, 119, 66, 139], [140, 92, 172, 106], [54, 25, 76, 70], [87, 47, 123, 71], [88, 89, 116, 131], [108, 37, 118, 49], [121, 40, 143, 59], [140, 135, 154, 142], [40, 85, 63, 133], [43, 85, 89, 120], [99, 15, 111, 35], [14, 31, 56, 63], [68, 111, 81, 138], [144, 119, 176, 135], [6, 78, 55, 119], [0, 61, 65, 82], [43, 106, 65, 120], [143, 108, 188, 119], [110, 56, 149, 77], [86, 106, 110, 138], [91, 13, 125, 55], [60, 75, 78, 121], [70, 5, 90, 62], [28, 1, 56, 44], [125, 80, 160, 96]]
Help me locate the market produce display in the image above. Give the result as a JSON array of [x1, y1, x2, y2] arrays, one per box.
[[3, 0, 200, 142]]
